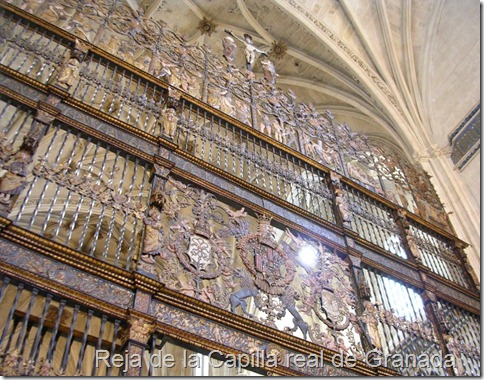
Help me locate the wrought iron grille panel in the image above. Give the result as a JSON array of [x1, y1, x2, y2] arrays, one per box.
[[362, 266, 444, 376], [71, 52, 166, 136], [0, 276, 124, 376], [344, 185, 405, 258], [175, 99, 336, 223], [0, 8, 68, 85], [409, 221, 470, 289], [0, 95, 35, 150], [10, 121, 151, 270], [436, 300, 480, 376]]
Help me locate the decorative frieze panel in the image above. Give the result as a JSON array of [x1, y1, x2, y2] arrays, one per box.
[[150, 300, 355, 376], [0, 238, 134, 308]]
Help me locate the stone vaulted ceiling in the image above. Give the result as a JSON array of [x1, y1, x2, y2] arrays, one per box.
[[137, 0, 479, 160]]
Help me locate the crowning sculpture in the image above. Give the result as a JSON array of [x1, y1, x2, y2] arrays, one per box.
[[225, 29, 268, 71]]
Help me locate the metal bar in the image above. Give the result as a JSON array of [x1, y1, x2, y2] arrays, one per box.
[[0, 276, 11, 305], [126, 76, 142, 125], [10, 108, 33, 146], [77, 142, 110, 251], [60, 304, 80, 371], [46, 299, 66, 362], [106, 319, 121, 376], [16, 288, 39, 351], [34, 32, 56, 80], [89, 59, 110, 108], [7, 25, 38, 68], [148, 333, 157, 376], [29, 293, 53, 362], [76, 309, 94, 374], [116, 72, 134, 120], [0, 282, 24, 348], [24, 29, 47, 76], [0, 98, 12, 123], [114, 157, 138, 267], [74, 53, 94, 98], [125, 160, 149, 269], [91, 315, 108, 376], [103, 153, 129, 260], [41, 131, 82, 236], [0, 16, 22, 62], [134, 81, 147, 128], [89, 149, 120, 257], [45, 37, 67, 83], [98, 62, 115, 111], [27, 127, 71, 230]]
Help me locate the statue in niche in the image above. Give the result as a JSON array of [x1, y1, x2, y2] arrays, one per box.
[[0, 149, 31, 203], [360, 300, 382, 351], [261, 59, 278, 85], [404, 228, 421, 262], [222, 36, 237, 63], [335, 188, 351, 227], [224, 30, 268, 71], [141, 207, 164, 262], [56, 56, 80, 89], [0, 160, 28, 204], [162, 108, 178, 139]]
